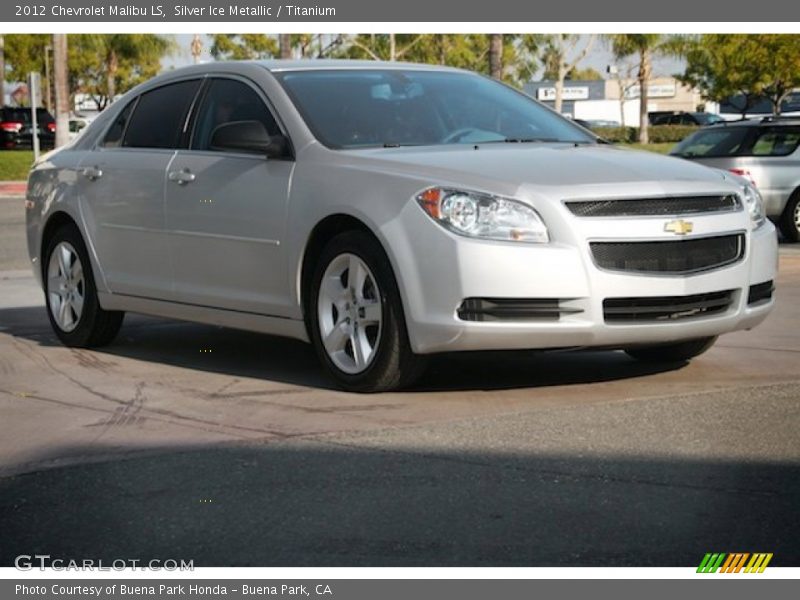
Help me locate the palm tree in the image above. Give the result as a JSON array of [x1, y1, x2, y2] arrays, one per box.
[[607, 34, 662, 144], [53, 34, 69, 148], [489, 34, 503, 79]]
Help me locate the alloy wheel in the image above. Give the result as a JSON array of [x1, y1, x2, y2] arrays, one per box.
[[47, 241, 85, 332], [317, 253, 383, 374]]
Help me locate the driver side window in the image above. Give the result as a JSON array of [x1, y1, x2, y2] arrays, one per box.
[[191, 78, 280, 152]]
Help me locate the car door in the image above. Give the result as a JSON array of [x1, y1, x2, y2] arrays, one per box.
[[164, 76, 294, 316], [77, 79, 202, 299]]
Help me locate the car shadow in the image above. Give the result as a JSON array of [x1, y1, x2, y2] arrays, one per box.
[[0, 305, 686, 393], [0, 441, 798, 566]]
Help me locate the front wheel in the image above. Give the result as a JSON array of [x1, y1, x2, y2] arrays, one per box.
[[624, 336, 718, 363], [44, 224, 124, 347], [779, 191, 800, 243], [308, 231, 426, 392]]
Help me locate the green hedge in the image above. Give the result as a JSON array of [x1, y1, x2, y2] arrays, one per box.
[[592, 125, 698, 144]]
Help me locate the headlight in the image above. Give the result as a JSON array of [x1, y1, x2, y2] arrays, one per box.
[[416, 187, 549, 243], [741, 183, 766, 228]]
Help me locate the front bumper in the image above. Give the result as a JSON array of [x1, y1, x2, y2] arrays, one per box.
[[389, 202, 779, 354]]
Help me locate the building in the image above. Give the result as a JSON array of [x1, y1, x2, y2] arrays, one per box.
[[524, 77, 705, 126]]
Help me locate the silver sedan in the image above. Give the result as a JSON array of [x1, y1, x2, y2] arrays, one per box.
[[25, 60, 778, 391]]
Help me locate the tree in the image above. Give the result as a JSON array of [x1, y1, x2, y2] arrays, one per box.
[[0, 35, 5, 106], [540, 35, 596, 114], [489, 34, 503, 79], [679, 34, 800, 116], [53, 34, 69, 147], [607, 34, 664, 144], [69, 34, 173, 110], [336, 34, 540, 88], [279, 34, 292, 59], [2, 34, 50, 83], [210, 34, 278, 60]]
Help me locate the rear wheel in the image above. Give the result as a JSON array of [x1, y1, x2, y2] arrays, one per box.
[[308, 230, 426, 392], [624, 336, 717, 362], [44, 224, 124, 347], [778, 190, 800, 242]]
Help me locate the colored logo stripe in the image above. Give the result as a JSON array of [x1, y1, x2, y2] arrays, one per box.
[[697, 553, 773, 573], [745, 553, 773, 573]]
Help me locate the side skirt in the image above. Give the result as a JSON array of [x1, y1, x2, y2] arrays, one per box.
[[98, 292, 310, 343]]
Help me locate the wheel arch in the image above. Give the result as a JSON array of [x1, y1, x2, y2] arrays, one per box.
[[298, 213, 412, 339]]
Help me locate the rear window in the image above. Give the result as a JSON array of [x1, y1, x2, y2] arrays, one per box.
[[672, 126, 800, 158], [0, 108, 53, 123], [122, 79, 201, 149]]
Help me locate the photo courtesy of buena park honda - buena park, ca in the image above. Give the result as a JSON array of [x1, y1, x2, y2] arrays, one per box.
[[0, 0, 799, 596]]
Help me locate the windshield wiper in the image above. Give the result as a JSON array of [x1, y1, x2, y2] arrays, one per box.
[[502, 137, 560, 143], [382, 142, 422, 148]]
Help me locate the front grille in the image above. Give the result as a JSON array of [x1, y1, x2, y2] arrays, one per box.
[[457, 298, 582, 322], [565, 195, 739, 217], [748, 281, 774, 305], [591, 234, 745, 275], [604, 290, 735, 323]]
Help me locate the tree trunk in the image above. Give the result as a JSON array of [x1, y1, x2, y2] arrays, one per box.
[[279, 34, 292, 59], [0, 35, 5, 109], [489, 34, 503, 80], [637, 49, 652, 144], [554, 64, 566, 114], [438, 35, 446, 65], [389, 34, 396, 61], [53, 34, 69, 148], [106, 49, 118, 104]]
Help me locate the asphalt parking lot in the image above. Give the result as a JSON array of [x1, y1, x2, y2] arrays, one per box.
[[0, 196, 798, 566]]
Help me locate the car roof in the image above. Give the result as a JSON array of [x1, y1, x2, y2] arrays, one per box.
[[255, 59, 465, 72], [703, 116, 800, 129]]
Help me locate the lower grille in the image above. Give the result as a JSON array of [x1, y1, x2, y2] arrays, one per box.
[[457, 298, 582, 322], [748, 281, 774, 305], [604, 290, 735, 323], [591, 234, 745, 275]]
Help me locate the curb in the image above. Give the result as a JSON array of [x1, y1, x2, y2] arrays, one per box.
[[0, 181, 26, 197]]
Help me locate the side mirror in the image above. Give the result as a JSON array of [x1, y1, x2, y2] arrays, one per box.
[[209, 120, 289, 158]]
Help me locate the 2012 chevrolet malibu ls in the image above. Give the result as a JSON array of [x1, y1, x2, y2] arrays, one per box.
[[25, 60, 778, 391]]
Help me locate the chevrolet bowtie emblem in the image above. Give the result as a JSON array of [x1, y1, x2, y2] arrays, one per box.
[[664, 219, 694, 235]]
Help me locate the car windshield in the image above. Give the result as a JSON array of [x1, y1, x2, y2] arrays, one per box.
[[275, 69, 596, 149], [672, 126, 800, 158]]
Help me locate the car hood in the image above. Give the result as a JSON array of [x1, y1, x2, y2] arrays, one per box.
[[342, 142, 731, 199]]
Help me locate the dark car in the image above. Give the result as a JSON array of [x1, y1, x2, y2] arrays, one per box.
[[651, 111, 725, 127], [0, 106, 56, 149]]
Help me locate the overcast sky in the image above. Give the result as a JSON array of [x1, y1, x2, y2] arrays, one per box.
[[165, 34, 687, 81]]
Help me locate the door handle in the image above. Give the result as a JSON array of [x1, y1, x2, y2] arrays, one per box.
[[81, 166, 103, 181], [168, 169, 196, 185]]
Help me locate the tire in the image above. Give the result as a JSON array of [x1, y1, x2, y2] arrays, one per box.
[[624, 336, 718, 363], [43, 223, 124, 348], [778, 190, 800, 243], [307, 230, 426, 392]]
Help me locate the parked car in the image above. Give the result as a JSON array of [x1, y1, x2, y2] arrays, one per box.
[[1, 106, 56, 149], [25, 61, 777, 391], [671, 117, 800, 241], [651, 111, 726, 127], [573, 118, 620, 130], [69, 115, 94, 141]]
